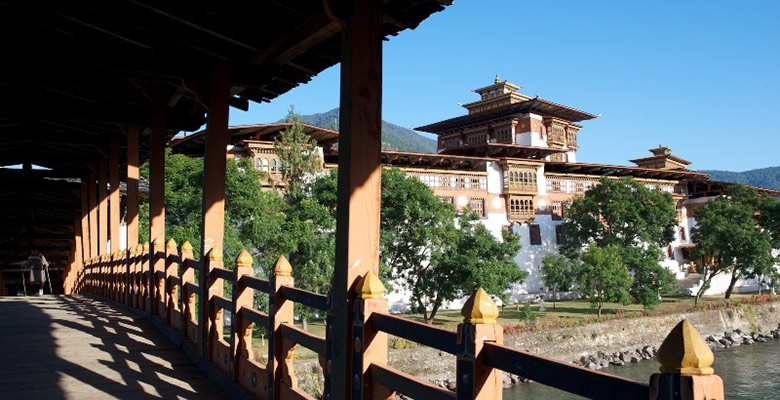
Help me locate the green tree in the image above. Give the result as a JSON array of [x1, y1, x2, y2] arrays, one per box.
[[273, 106, 321, 200], [540, 253, 574, 310], [576, 245, 633, 317], [691, 185, 776, 302], [561, 177, 678, 307], [379, 168, 524, 323]]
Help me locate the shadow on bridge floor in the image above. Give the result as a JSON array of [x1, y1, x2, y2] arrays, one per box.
[[0, 295, 228, 400]]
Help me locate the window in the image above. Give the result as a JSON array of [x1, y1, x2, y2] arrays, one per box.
[[270, 159, 278, 172], [469, 197, 485, 217], [551, 201, 563, 220], [262, 158, 269, 172], [255, 158, 262, 170], [679, 226, 686, 241], [555, 225, 564, 245], [529, 224, 541, 245], [508, 195, 534, 221], [667, 245, 674, 259]]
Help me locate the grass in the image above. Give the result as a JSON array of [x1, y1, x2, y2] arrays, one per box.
[[398, 292, 777, 333]]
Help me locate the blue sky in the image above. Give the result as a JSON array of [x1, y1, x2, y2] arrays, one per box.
[[229, 0, 780, 171]]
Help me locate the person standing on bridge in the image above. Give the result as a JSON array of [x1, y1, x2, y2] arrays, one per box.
[[24, 249, 49, 296]]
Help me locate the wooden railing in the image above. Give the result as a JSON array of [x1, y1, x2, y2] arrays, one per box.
[[81, 239, 725, 400]]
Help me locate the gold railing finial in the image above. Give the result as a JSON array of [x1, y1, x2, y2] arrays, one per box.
[[358, 270, 385, 299], [236, 249, 253, 267], [461, 288, 499, 324], [273, 255, 292, 276], [180, 241, 193, 253], [207, 247, 223, 262], [166, 238, 177, 250], [135, 243, 144, 254], [143, 241, 150, 251], [153, 235, 164, 247], [656, 320, 714, 376]]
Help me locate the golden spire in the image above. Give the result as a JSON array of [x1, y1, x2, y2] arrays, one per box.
[[235, 249, 253, 267], [358, 271, 385, 299], [273, 255, 292, 276], [656, 320, 715, 375], [180, 241, 193, 253], [461, 288, 499, 324]]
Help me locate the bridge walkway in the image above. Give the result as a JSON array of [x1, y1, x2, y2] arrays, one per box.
[[0, 296, 227, 400]]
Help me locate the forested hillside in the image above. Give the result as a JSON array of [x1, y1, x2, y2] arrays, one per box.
[[287, 108, 437, 153], [702, 167, 780, 191]]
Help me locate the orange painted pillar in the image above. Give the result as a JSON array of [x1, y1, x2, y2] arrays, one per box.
[[197, 66, 231, 359], [149, 93, 166, 311], [126, 125, 140, 304], [109, 136, 120, 253], [330, 0, 384, 398], [98, 152, 108, 256], [87, 171, 98, 259], [80, 180, 91, 262]]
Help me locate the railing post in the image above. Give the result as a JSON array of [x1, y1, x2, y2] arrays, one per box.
[[111, 251, 119, 301], [165, 239, 179, 326], [152, 236, 165, 316], [205, 248, 225, 361], [269, 255, 296, 400], [352, 271, 394, 400], [134, 244, 144, 309], [101, 254, 108, 297], [180, 241, 197, 341], [456, 288, 503, 400], [128, 245, 137, 307], [650, 320, 724, 400], [232, 249, 254, 382], [143, 241, 150, 311]]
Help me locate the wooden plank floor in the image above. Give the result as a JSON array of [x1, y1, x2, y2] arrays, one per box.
[[0, 296, 229, 400]]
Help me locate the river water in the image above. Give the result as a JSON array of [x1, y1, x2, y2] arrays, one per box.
[[504, 339, 780, 399]]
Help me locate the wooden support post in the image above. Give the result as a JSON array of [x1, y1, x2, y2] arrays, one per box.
[[204, 248, 225, 360], [80, 181, 91, 263], [331, 0, 384, 398], [98, 153, 108, 256], [269, 256, 296, 400], [352, 272, 394, 400], [88, 172, 98, 259], [149, 92, 166, 313], [180, 241, 197, 342], [199, 65, 231, 359], [126, 125, 140, 304], [232, 250, 254, 382], [109, 136, 120, 254], [165, 239, 178, 325], [650, 320, 724, 400], [456, 288, 503, 400]]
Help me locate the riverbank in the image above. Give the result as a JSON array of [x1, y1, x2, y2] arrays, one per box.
[[293, 298, 780, 396]]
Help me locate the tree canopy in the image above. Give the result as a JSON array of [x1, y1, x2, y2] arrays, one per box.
[[561, 177, 678, 308], [576, 245, 633, 317], [540, 253, 574, 310], [691, 185, 777, 302]]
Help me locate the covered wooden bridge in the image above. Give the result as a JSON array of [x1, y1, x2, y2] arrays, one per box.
[[0, 1, 723, 399]]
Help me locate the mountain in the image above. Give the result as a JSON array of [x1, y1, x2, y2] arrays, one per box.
[[289, 108, 437, 153], [700, 167, 780, 191]]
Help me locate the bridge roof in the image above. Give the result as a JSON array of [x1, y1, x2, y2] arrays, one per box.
[[0, 1, 451, 267]]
